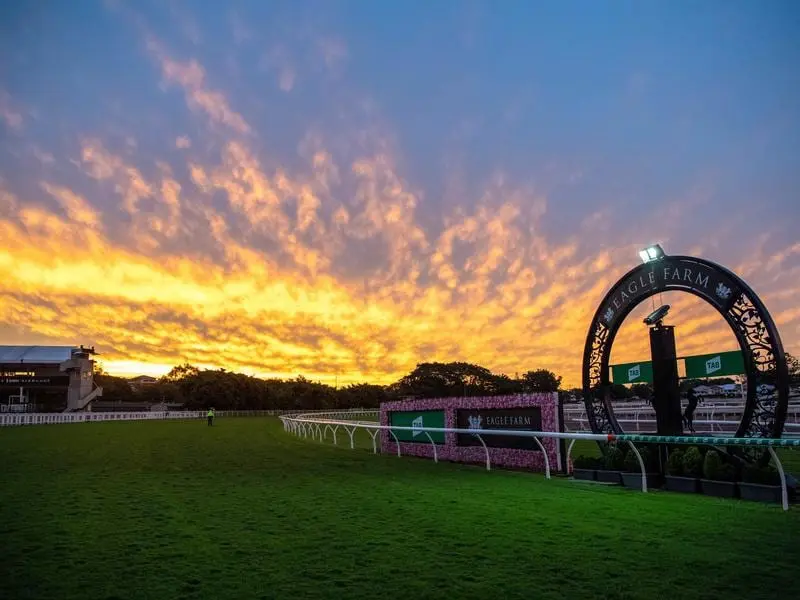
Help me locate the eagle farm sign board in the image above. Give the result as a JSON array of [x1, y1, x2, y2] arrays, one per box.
[[455, 407, 543, 450]]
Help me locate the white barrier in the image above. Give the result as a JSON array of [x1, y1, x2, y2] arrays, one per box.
[[0, 407, 378, 428], [280, 412, 799, 510], [563, 403, 800, 425], [0, 411, 206, 426], [565, 416, 800, 438]]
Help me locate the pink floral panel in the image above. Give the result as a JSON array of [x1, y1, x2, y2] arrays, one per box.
[[380, 393, 559, 471]]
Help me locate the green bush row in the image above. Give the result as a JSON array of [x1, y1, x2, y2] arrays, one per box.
[[573, 444, 658, 473], [666, 447, 780, 484], [573, 445, 781, 484]]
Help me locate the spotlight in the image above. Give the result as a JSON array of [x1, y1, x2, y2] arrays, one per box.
[[644, 304, 670, 327], [639, 244, 665, 264]]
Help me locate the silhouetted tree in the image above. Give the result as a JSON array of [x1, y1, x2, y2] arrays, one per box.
[[95, 359, 568, 411], [521, 369, 562, 392], [389, 362, 517, 398], [785, 353, 799, 386], [630, 383, 653, 399], [609, 383, 632, 399], [161, 363, 200, 383], [93, 374, 136, 403]]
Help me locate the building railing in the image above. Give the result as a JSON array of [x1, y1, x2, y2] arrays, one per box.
[[279, 412, 800, 511]]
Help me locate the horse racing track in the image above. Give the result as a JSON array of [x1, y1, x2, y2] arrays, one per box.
[[1, 417, 798, 600]]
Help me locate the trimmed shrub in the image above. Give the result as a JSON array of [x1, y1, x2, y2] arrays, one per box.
[[682, 446, 704, 478], [573, 455, 600, 469], [703, 450, 736, 482], [604, 446, 625, 471], [624, 447, 652, 473], [666, 449, 684, 476], [742, 463, 781, 486], [717, 463, 736, 482]]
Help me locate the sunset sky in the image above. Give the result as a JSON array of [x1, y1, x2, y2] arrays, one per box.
[[1, 1, 798, 388]]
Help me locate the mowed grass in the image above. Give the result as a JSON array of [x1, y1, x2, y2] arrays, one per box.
[[1, 419, 799, 600]]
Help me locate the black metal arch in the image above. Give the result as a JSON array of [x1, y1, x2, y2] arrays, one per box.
[[582, 254, 789, 441]]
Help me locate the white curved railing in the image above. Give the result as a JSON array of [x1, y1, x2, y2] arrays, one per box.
[[280, 411, 800, 511], [565, 417, 800, 437], [562, 402, 800, 425], [0, 411, 205, 426], [0, 408, 378, 427], [2, 404, 794, 436]]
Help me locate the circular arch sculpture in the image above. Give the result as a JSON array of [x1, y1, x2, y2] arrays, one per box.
[[582, 254, 789, 442]]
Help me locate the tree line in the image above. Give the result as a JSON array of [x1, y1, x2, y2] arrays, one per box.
[[93, 362, 564, 411], [94, 352, 799, 411]]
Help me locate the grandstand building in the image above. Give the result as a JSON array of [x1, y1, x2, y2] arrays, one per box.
[[0, 345, 102, 413]]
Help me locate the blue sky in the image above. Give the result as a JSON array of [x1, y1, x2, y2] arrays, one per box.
[[0, 1, 798, 384]]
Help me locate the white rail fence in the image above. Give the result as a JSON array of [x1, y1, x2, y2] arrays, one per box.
[[0, 408, 376, 427], [563, 403, 800, 426], [3, 403, 795, 437], [280, 412, 800, 511]]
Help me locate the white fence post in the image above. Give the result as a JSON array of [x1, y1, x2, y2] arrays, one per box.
[[566, 439, 576, 473], [368, 429, 379, 454], [767, 447, 789, 512], [389, 430, 401, 457], [344, 426, 356, 449], [423, 432, 438, 463], [533, 437, 550, 479], [473, 434, 491, 471], [626, 441, 648, 493]]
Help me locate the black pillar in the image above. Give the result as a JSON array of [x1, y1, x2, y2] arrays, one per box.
[[649, 324, 683, 436]]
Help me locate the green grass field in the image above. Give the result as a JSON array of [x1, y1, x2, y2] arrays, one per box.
[[2, 418, 799, 600]]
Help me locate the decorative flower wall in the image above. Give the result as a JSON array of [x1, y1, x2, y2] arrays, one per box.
[[380, 393, 560, 471]]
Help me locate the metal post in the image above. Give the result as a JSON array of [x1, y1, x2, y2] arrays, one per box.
[[626, 441, 648, 493], [389, 430, 401, 457], [767, 447, 789, 512], [423, 432, 438, 463], [566, 439, 576, 474], [533, 437, 550, 479], [474, 434, 491, 471], [368, 429, 379, 454]]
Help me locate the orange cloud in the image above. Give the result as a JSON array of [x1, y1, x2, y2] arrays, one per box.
[[1, 43, 798, 391], [148, 39, 251, 134]]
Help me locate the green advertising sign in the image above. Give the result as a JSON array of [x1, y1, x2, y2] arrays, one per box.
[[388, 410, 446, 443], [610, 361, 654, 384], [684, 350, 745, 379]]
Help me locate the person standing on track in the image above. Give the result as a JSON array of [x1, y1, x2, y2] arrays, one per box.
[[683, 388, 699, 433], [207, 407, 215, 426]]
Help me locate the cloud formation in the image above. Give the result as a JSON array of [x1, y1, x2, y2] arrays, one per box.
[[0, 91, 24, 131], [0, 3, 798, 387]]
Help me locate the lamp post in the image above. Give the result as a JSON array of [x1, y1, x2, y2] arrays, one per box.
[[639, 245, 683, 437]]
